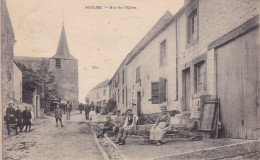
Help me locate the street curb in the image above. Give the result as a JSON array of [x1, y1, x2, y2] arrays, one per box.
[[91, 126, 110, 160], [104, 134, 128, 160], [151, 140, 260, 160]]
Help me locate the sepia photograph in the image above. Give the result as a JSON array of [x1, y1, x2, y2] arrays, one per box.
[[1, 0, 260, 159]]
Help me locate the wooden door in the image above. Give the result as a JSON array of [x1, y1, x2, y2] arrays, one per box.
[[137, 92, 141, 117], [216, 28, 259, 139], [182, 68, 191, 111]]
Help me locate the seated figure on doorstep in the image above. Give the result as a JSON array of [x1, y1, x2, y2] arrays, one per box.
[[115, 109, 138, 145], [97, 116, 114, 138], [112, 110, 124, 139], [150, 106, 171, 146]]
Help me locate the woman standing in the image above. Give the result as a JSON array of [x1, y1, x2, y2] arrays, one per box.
[[150, 106, 171, 146]]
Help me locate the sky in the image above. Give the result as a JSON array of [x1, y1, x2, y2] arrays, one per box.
[[6, 0, 184, 103]]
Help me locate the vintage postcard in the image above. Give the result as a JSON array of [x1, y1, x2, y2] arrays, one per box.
[[1, 0, 260, 159]]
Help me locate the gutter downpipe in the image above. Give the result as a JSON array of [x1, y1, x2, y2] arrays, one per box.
[[175, 16, 178, 101]]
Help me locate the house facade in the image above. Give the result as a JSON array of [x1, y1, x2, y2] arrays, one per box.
[[108, 57, 129, 113], [1, 0, 15, 111], [87, 79, 110, 109], [13, 62, 22, 102], [109, 0, 259, 139], [125, 11, 178, 116], [175, 0, 259, 139]]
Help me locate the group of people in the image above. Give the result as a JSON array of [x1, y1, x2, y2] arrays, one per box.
[[97, 106, 171, 146], [97, 109, 139, 145], [54, 101, 73, 127], [5, 101, 33, 135]]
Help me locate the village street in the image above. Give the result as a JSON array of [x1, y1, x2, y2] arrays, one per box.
[[2, 112, 105, 160]]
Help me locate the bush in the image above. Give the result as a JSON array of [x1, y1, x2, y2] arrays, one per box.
[[106, 99, 117, 113]]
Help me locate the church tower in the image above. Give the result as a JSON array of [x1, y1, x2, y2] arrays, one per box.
[[49, 25, 78, 109]]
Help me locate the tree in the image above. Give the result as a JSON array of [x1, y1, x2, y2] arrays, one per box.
[[16, 62, 58, 109]]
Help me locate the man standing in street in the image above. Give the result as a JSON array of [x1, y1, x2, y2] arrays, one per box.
[[22, 106, 32, 132], [5, 101, 17, 135], [66, 101, 71, 120], [55, 104, 64, 127], [84, 104, 91, 120], [15, 105, 23, 132]]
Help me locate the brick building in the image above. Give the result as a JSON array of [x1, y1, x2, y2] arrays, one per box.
[[1, 0, 15, 111]]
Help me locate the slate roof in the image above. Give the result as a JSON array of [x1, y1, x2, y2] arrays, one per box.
[[125, 11, 174, 64], [51, 25, 76, 60], [91, 79, 110, 91]]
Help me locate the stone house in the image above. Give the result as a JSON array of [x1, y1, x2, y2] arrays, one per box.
[[125, 11, 178, 116], [175, 0, 259, 139], [108, 56, 130, 113], [1, 0, 15, 111], [112, 0, 259, 140], [87, 79, 110, 110]]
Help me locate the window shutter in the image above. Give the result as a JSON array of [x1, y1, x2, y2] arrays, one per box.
[[159, 78, 167, 103], [151, 82, 159, 104]]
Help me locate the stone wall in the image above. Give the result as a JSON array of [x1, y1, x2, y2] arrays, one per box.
[[49, 58, 78, 109], [13, 63, 22, 102], [176, 0, 259, 119], [1, 0, 14, 112]]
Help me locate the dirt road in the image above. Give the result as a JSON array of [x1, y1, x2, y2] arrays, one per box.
[[3, 112, 104, 160]]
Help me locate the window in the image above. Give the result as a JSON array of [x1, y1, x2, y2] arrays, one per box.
[[151, 82, 159, 104], [118, 89, 120, 103], [122, 70, 125, 84], [150, 78, 167, 104], [118, 72, 120, 83], [136, 67, 140, 83], [96, 93, 99, 99], [188, 9, 198, 44], [56, 59, 61, 68], [160, 40, 167, 66], [103, 100, 106, 106], [195, 61, 206, 93], [122, 89, 124, 104], [103, 89, 106, 96], [159, 78, 167, 103]]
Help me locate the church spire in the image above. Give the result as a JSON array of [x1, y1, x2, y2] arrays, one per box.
[[51, 25, 76, 60]]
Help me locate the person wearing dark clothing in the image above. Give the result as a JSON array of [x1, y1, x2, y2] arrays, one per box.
[[15, 106, 23, 132], [55, 104, 64, 127], [97, 116, 114, 138], [22, 106, 32, 132], [85, 104, 91, 120], [79, 103, 84, 114], [5, 101, 18, 135], [60, 103, 66, 114]]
